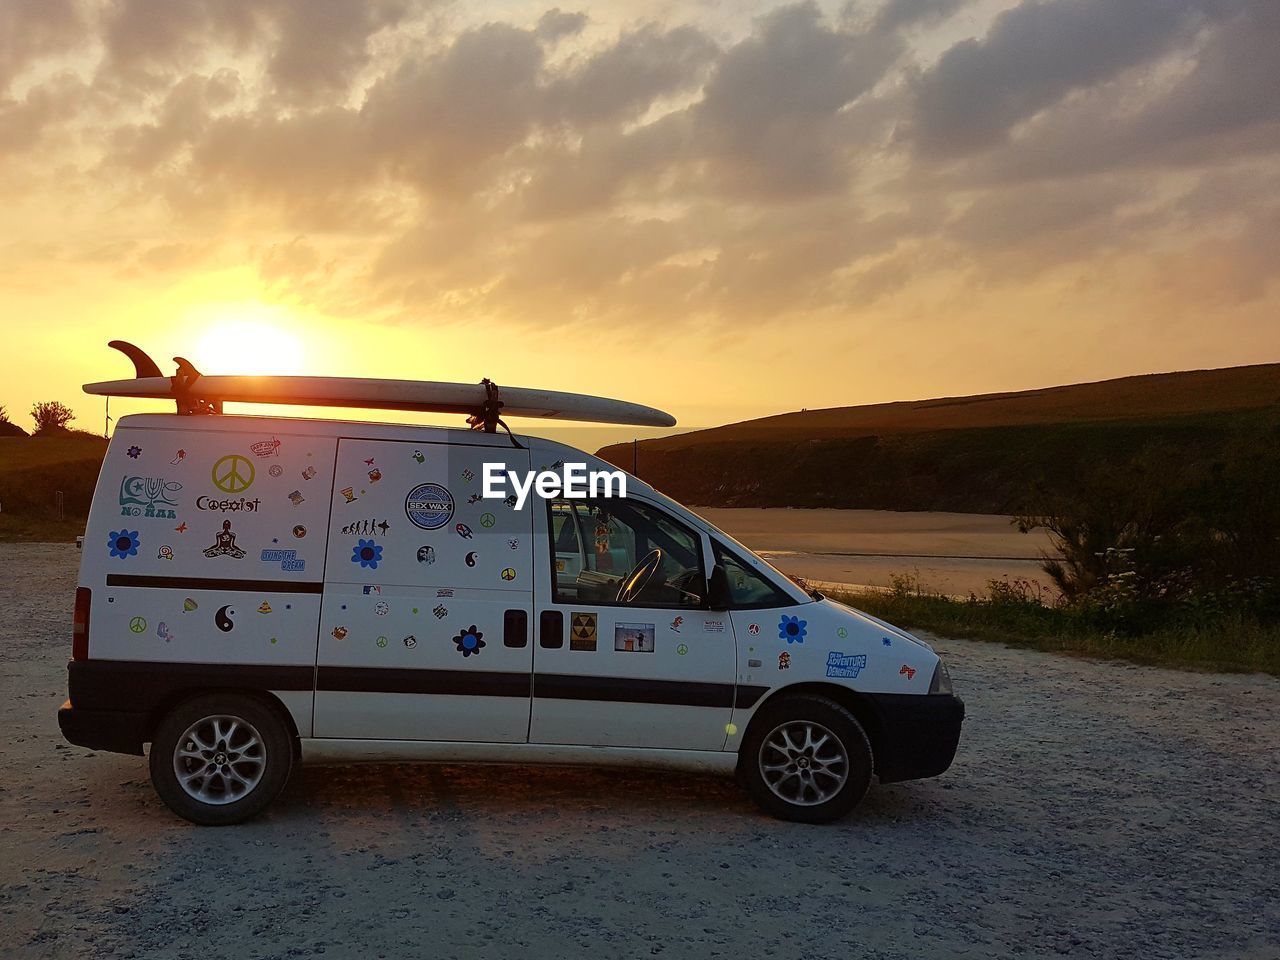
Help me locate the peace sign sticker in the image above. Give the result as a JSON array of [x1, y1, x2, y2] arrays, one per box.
[[212, 454, 255, 494], [129, 616, 147, 634]]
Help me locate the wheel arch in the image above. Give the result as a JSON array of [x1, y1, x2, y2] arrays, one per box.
[[146, 687, 302, 759], [739, 682, 885, 775]]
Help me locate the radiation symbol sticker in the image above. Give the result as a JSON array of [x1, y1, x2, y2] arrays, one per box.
[[570, 612, 597, 651]]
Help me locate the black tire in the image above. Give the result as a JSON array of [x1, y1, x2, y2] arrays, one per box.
[[149, 693, 293, 826], [740, 694, 873, 824]]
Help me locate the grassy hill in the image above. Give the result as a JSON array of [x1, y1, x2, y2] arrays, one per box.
[[0, 433, 108, 541], [599, 364, 1280, 513]]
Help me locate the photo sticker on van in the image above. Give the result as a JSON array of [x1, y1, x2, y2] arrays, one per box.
[[614, 622, 655, 653], [405, 482, 454, 530]]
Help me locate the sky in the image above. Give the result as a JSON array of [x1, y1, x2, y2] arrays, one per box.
[[2, 0, 1278, 446]]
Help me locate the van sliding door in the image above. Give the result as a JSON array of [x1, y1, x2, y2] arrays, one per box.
[[313, 436, 535, 742]]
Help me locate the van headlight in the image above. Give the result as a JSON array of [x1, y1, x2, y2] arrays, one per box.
[[929, 660, 954, 695]]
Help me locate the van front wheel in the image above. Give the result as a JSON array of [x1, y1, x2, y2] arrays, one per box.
[[740, 695, 873, 824], [149, 694, 293, 825]]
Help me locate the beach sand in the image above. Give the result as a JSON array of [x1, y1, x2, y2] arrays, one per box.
[[702, 507, 1058, 596]]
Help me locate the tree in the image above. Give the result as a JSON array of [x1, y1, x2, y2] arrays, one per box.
[[31, 401, 75, 435]]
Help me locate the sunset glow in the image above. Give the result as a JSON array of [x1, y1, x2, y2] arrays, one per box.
[[1, 1, 1277, 442], [191, 311, 307, 377]]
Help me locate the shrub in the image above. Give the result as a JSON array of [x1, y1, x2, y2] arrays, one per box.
[[30, 401, 75, 435], [1015, 437, 1280, 627]]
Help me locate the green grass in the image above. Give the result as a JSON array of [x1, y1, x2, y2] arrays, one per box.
[[0, 433, 106, 542], [827, 587, 1280, 676]]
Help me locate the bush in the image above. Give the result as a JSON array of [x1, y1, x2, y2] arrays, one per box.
[[30, 401, 75, 435], [1015, 435, 1280, 629]]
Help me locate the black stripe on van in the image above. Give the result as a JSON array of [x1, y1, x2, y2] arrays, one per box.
[[317, 666, 531, 699], [67, 660, 314, 712], [68, 659, 770, 711], [106, 575, 324, 594], [535, 674, 764, 709]]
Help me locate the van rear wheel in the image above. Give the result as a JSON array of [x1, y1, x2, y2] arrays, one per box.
[[149, 694, 293, 826], [740, 694, 873, 824]]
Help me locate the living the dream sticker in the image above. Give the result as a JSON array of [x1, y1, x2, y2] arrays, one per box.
[[261, 548, 305, 572]]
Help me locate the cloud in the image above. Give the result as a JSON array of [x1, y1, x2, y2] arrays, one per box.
[[536, 8, 587, 43], [517, 3, 901, 216], [547, 23, 715, 126], [0, 0, 88, 91], [692, 2, 899, 197], [0, 0, 1277, 367], [908, 0, 1225, 157], [920, 2, 1280, 184], [360, 21, 548, 195], [100, 0, 262, 76], [265, 0, 414, 104], [109, 70, 240, 172], [871, 0, 969, 35]]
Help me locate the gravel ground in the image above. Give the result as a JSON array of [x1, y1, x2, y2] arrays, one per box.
[[1, 543, 1277, 960]]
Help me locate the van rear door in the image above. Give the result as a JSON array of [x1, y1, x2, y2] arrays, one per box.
[[313, 436, 535, 742]]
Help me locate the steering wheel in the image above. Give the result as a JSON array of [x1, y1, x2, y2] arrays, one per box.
[[616, 549, 663, 604]]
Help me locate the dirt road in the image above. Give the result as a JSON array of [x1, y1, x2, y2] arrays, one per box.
[[2, 544, 1276, 959]]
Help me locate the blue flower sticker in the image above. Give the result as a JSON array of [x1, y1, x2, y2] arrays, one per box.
[[778, 615, 806, 644], [453, 625, 485, 657], [352, 539, 382, 569], [882, 636, 893, 647], [108, 529, 140, 560]]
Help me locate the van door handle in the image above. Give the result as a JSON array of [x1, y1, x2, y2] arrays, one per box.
[[504, 609, 528, 648], [539, 610, 563, 648]]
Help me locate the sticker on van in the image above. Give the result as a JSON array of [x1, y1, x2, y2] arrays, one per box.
[[119, 476, 182, 518], [405, 483, 454, 530], [202, 521, 246, 559], [615, 623, 655, 653], [826, 652, 867, 679]]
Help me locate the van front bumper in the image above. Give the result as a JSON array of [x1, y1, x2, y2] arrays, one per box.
[[866, 692, 965, 784], [58, 701, 148, 756]]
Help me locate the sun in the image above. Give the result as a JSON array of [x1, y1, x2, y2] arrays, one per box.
[[189, 303, 307, 376]]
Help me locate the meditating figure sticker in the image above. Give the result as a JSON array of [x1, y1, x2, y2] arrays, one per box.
[[203, 520, 246, 559]]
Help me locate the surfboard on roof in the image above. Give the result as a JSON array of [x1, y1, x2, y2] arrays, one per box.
[[83, 341, 676, 429]]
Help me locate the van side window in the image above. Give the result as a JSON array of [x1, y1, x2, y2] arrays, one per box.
[[548, 497, 704, 608], [712, 541, 794, 609]]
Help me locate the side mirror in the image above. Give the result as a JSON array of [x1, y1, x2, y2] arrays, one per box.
[[707, 564, 731, 611]]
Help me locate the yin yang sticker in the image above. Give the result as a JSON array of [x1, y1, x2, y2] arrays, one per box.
[[215, 605, 235, 632]]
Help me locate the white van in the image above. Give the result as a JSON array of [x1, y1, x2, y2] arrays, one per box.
[[60, 363, 963, 825]]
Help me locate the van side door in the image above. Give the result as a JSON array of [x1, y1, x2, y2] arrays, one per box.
[[530, 495, 737, 750], [313, 436, 535, 742]]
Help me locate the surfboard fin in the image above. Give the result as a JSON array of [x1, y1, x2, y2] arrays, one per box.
[[107, 340, 164, 379], [172, 356, 223, 415]]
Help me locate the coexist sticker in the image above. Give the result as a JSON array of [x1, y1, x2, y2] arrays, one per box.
[[405, 482, 454, 530]]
